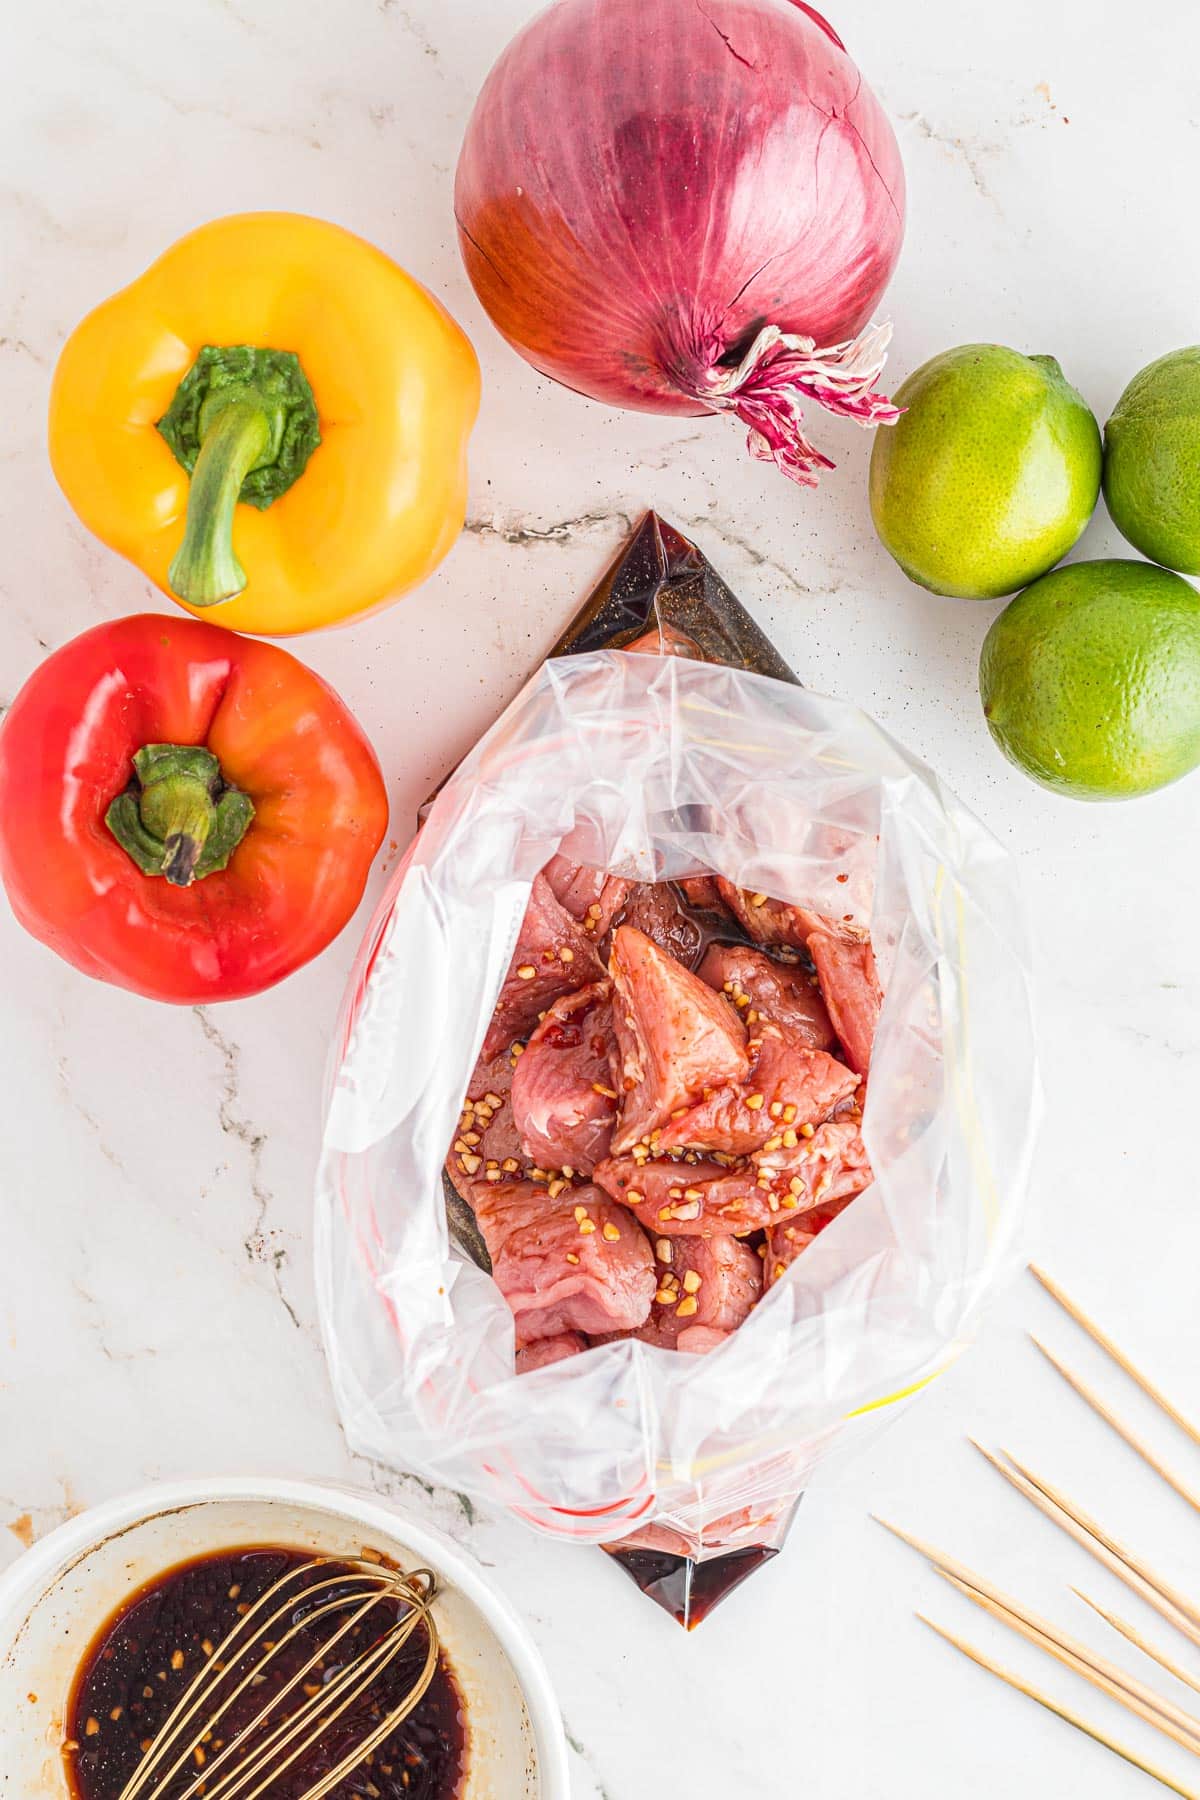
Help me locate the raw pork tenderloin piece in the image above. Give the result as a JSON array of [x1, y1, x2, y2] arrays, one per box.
[[472, 1178, 655, 1346], [482, 873, 604, 1058], [608, 925, 748, 1152], [510, 980, 620, 1176]]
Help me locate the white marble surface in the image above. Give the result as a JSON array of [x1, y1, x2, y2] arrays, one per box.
[[5, 0, 1200, 1793]]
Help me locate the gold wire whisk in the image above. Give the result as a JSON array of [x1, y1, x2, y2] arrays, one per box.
[[118, 1555, 440, 1800]]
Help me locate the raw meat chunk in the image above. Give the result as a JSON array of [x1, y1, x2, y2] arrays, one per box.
[[806, 926, 881, 1078], [542, 853, 631, 937], [677, 874, 728, 914], [609, 925, 748, 1153], [596, 1154, 782, 1236], [516, 1332, 587, 1373], [676, 1327, 732, 1354], [542, 852, 607, 918], [511, 980, 619, 1175], [446, 1048, 525, 1205], [756, 1117, 872, 1210], [596, 1118, 871, 1237], [764, 1196, 855, 1288], [715, 881, 882, 1075], [638, 1233, 763, 1348], [610, 882, 703, 967], [653, 1024, 859, 1156], [458, 866, 884, 1356], [474, 1178, 655, 1344], [715, 879, 823, 949], [483, 873, 604, 1057], [698, 943, 835, 1051]]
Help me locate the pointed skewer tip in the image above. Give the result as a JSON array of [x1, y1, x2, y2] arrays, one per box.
[[872, 1514, 939, 1559], [967, 1434, 1009, 1469], [1029, 1335, 1072, 1375]]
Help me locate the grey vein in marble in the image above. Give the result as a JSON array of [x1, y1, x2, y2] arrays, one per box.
[[0, 335, 48, 367], [899, 110, 1008, 209], [380, 0, 446, 75], [562, 1720, 618, 1800], [71, 1277, 157, 1365], [55, 1042, 126, 1174], [465, 506, 633, 545], [192, 1005, 301, 1330], [356, 1451, 479, 1538]]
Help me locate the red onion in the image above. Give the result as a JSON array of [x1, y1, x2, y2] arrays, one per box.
[[455, 0, 905, 485]]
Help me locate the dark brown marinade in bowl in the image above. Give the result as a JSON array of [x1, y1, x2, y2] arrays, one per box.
[[63, 1547, 466, 1800]]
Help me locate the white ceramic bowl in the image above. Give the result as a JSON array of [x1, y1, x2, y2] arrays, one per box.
[[0, 1476, 569, 1799]]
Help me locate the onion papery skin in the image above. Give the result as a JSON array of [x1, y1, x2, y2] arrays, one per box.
[[455, 0, 905, 438]]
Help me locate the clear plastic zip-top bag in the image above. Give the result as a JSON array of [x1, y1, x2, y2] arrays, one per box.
[[317, 515, 1037, 1625]]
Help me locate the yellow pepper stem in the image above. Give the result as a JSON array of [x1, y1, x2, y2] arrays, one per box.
[[167, 396, 273, 607], [158, 344, 322, 609]]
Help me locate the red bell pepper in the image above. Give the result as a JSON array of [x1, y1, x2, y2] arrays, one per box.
[[0, 614, 388, 1002]]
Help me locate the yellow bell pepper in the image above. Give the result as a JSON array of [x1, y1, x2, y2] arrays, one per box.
[[48, 213, 481, 636]]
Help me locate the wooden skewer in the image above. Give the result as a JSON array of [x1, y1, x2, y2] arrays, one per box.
[[1076, 1591, 1200, 1703], [1030, 1335, 1200, 1516], [999, 1445, 1200, 1633], [873, 1515, 1200, 1750], [919, 1613, 1200, 1800], [1029, 1264, 1200, 1449], [938, 1571, 1200, 1756], [968, 1440, 1200, 1652]]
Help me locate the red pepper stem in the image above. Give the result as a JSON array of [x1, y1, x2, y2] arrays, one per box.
[[148, 779, 216, 885], [105, 744, 254, 888], [167, 395, 273, 608]]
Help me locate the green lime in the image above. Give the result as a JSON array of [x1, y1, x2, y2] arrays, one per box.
[[869, 344, 1101, 599], [979, 558, 1200, 800], [1103, 346, 1200, 573]]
